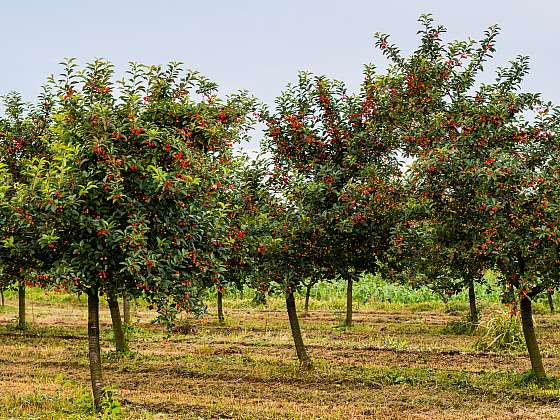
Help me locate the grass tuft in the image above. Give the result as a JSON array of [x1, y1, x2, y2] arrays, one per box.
[[475, 310, 525, 352]]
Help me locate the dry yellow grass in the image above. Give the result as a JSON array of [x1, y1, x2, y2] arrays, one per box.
[[1, 290, 560, 418]]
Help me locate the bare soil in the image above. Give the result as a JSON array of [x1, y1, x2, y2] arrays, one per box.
[[1, 294, 560, 419]]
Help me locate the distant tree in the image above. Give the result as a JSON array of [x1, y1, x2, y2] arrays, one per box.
[[392, 192, 486, 323], [0, 90, 53, 329], [262, 71, 401, 328]]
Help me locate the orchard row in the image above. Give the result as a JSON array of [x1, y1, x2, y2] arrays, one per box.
[[1, 15, 559, 412]]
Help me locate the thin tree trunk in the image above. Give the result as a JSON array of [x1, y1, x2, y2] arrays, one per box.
[[304, 284, 312, 314], [108, 293, 128, 353], [520, 295, 546, 380], [345, 276, 353, 327], [17, 280, 26, 330], [0, 288, 4, 307], [217, 289, 225, 323], [468, 278, 478, 324], [547, 290, 554, 313], [286, 289, 312, 369], [87, 287, 104, 412], [122, 292, 131, 325]]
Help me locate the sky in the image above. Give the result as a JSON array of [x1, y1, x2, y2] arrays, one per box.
[[2, 0, 559, 153]]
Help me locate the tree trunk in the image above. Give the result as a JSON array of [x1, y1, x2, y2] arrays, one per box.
[[217, 289, 225, 323], [108, 293, 128, 353], [286, 289, 312, 369], [122, 292, 131, 325], [468, 278, 478, 324], [345, 276, 353, 327], [520, 295, 546, 380], [547, 290, 554, 313], [17, 281, 26, 330], [87, 287, 105, 412], [0, 288, 4, 307], [304, 284, 312, 314]]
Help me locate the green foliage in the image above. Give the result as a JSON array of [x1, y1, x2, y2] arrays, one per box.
[[100, 389, 122, 419], [214, 271, 503, 311], [379, 14, 560, 312], [311, 272, 502, 306], [260, 67, 402, 294], [313, 273, 439, 304]]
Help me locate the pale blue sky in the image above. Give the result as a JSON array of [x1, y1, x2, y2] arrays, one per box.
[[2, 1, 559, 152]]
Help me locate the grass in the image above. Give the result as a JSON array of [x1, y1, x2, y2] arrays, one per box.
[[1, 280, 560, 418], [209, 270, 508, 312], [475, 310, 526, 352], [440, 315, 477, 336]]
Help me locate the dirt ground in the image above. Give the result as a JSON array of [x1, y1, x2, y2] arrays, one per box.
[[1, 292, 560, 419]]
